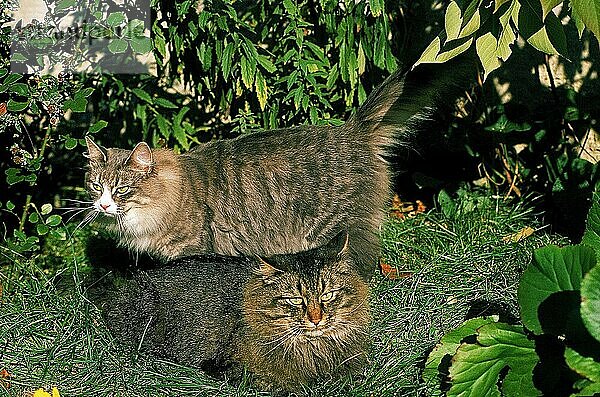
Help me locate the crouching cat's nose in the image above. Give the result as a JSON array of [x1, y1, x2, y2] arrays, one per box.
[[307, 306, 323, 326], [100, 203, 110, 210]]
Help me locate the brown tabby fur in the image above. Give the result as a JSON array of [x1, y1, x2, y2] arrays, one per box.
[[98, 233, 370, 392], [85, 61, 470, 277]]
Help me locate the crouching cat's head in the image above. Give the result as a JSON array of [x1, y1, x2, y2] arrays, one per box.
[[242, 232, 371, 390]]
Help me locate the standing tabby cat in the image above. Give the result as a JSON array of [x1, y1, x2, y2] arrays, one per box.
[[84, 61, 469, 277], [98, 232, 370, 391]]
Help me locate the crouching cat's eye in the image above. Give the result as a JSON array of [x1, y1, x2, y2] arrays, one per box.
[[285, 297, 304, 306], [91, 182, 102, 192], [115, 186, 130, 195], [320, 291, 335, 302]]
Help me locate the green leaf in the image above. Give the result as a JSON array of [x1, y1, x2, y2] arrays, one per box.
[[497, 1, 520, 61], [63, 97, 87, 112], [581, 264, 600, 342], [107, 12, 126, 27], [583, 194, 600, 251], [357, 41, 366, 75], [9, 83, 29, 96], [154, 97, 178, 109], [240, 56, 256, 89], [36, 223, 49, 236], [78, 88, 94, 98], [156, 113, 171, 139], [494, 0, 512, 12], [572, 0, 600, 38], [370, 0, 384, 17], [423, 316, 499, 396], [130, 36, 152, 54], [4, 73, 22, 85], [540, 0, 561, 18], [56, 0, 76, 11], [572, 6, 586, 38], [41, 203, 52, 215], [89, 120, 108, 133], [108, 39, 128, 54], [458, 9, 480, 38], [518, 245, 597, 334], [476, 32, 502, 80], [7, 99, 29, 112], [5, 168, 24, 185], [221, 42, 235, 80], [6, 201, 15, 211], [255, 71, 268, 111], [132, 88, 152, 103], [445, 1, 463, 41], [438, 189, 457, 219], [46, 214, 62, 227], [565, 347, 600, 384], [256, 55, 276, 74], [65, 137, 77, 150], [28, 212, 39, 224], [448, 322, 540, 397], [415, 37, 441, 66]]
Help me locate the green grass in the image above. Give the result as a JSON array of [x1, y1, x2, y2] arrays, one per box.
[[0, 192, 567, 396]]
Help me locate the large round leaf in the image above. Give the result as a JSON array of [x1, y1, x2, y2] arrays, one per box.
[[518, 245, 597, 335], [581, 264, 600, 342]]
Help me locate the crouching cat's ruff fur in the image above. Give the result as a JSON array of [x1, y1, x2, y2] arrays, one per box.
[[85, 61, 470, 278], [96, 233, 370, 391]]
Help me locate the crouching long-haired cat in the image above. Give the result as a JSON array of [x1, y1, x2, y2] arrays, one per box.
[[96, 232, 370, 391], [83, 61, 471, 278]]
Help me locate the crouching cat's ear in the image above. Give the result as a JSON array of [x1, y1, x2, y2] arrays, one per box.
[[255, 255, 283, 282], [85, 136, 107, 163], [128, 142, 153, 173]]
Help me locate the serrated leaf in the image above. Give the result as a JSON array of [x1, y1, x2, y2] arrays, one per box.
[[572, 0, 600, 38], [518, 245, 597, 335], [583, 193, 600, 251], [581, 264, 600, 342], [445, 1, 463, 41], [130, 36, 152, 54], [357, 41, 366, 75], [423, 316, 499, 396], [222, 42, 235, 80], [155, 113, 171, 139], [436, 37, 473, 63], [255, 71, 268, 111], [154, 97, 178, 109], [89, 120, 108, 133], [256, 55, 276, 73], [63, 97, 87, 112], [108, 39, 128, 54], [41, 203, 52, 215], [476, 32, 502, 80], [45, 214, 62, 227], [370, 0, 384, 17], [132, 88, 152, 103], [240, 56, 256, 89], [107, 12, 126, 27], [565, 347, 600, 383], [448, 323, 540, 397], [4, 73, 22, 85]]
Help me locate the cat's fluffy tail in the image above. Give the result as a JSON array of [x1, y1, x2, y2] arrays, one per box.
[[347, 57, 475, 154]]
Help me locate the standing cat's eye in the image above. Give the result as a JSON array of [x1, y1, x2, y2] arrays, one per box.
[[285, 297, 304, 306], [91, 182, 102, 192], [115, 186, 130, 195], [320, 291, 335, 302]]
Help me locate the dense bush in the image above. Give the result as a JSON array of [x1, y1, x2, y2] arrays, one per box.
[[0, 0, 599, 266]]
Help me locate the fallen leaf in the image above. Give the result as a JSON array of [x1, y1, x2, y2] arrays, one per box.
[[379, 259, 413, 279], [390, 194, 427, 219], [0, 368, 10, 388], [502, 226, 535, 243], [0, 103, 6, 116]]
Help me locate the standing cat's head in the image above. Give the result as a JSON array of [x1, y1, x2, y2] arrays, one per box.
[[243, 232, 370, 384], [84, 137, 155, 218]]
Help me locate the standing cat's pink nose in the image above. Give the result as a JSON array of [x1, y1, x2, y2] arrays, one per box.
[[100, 203, 109, 210]]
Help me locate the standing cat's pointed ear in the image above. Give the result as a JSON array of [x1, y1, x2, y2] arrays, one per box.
[[255, 255, 283, 280], [85, 136, 107, 163], [127, 142, 153, 173], [327, 231, 349, 258]]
